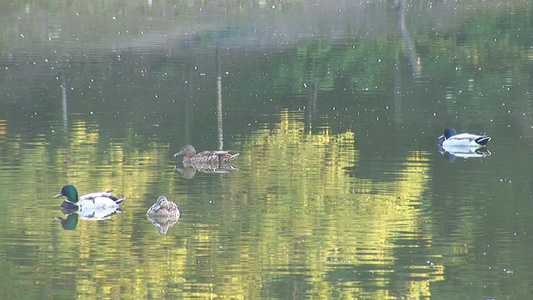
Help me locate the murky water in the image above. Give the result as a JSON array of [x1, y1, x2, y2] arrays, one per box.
[[1, 1, 533, 299]]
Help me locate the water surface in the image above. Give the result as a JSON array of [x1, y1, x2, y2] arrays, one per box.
[[1, 1, 533, 299]]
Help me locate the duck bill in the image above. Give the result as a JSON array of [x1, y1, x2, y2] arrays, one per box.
[[438, 135, 444, 139], [53, 193, 64, 199], [173, 151, 183, 157]]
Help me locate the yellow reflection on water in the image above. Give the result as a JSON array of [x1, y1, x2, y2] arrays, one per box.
[[1, 112, 445, 299], [220, 110, 444, 299], [0, 119, 6, 136]]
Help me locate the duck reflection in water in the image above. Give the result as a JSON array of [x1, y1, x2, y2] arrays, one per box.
[[146, 196, 181, 235], [53, 185, 125, 230], [54, 207, 124, 230], [175, 163, 239, 179], [174, 144, 239, 178], [54, 214, 79, 230], [438, 128, 492, 162], [439, 146, 491, 163]]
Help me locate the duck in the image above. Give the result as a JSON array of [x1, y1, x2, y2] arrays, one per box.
[[439, 128, 491, 148], [146, 196, 180, 218], [53, 184, 125, 211], [174, 144, 239, 165]]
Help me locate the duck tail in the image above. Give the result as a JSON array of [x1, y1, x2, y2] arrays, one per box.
[[475, 136, 491, 146], [229, 153, 240, 160], [110, 196, 126, 204]]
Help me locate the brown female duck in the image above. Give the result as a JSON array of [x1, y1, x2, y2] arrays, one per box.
[[146, 196, 180, 218], [146, 196, 180, 235], [174, 144, 239, 164]]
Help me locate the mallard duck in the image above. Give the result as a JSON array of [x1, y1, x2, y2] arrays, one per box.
[[53, 184, 125, 210], [439, 128, 491, 147], [174, 144, 239, 165], [147, 196, 180, 218]]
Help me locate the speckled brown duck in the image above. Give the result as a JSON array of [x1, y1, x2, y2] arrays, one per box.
[[174, 144, 239, 165], [146, 196, 180, 235], [146, 196, 180, 218]]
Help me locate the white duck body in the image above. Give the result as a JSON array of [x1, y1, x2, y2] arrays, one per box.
[[439, 128, 491, 148], [77, 192, 123, 209], [55, 185, 125, 211], [441, 133, 489, 147]]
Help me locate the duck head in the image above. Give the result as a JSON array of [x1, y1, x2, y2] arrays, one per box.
[[152, 196, 168, 211], [53, 184, 79, 203], [174, 144, 197, 157], [440, 128, 457, 140]]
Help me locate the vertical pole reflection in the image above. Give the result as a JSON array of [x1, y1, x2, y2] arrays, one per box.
[[394, 0, 422, 124], [394, 61, 403, 124], [306, 82, 317, 131], [305, 52, 317, 132], [61, 79, 68, 130], [396, 0, 421, 77], [184, 67, 192, 144], [216, 45, 224, 151], [60, 77, 72, 168]]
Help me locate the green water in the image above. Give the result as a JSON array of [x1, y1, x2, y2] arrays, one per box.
[[0, 1, 532, 299]]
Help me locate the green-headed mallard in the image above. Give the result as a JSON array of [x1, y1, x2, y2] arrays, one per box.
[[54, 184, 125, 211], [439, 128, 491, 148], [174, 144, 239, 165], [147, 196, 180, 218]]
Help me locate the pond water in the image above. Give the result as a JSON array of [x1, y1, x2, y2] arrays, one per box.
[[1, 1, 533, 299]]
